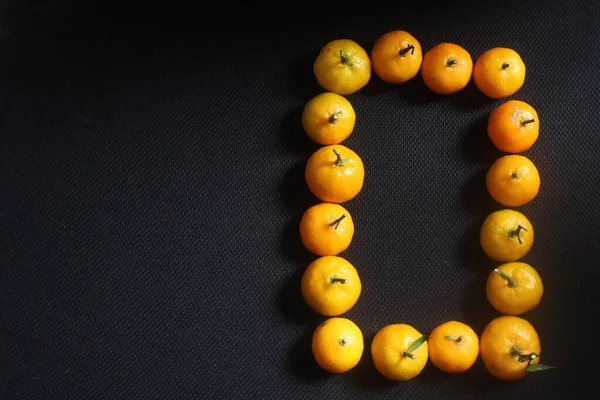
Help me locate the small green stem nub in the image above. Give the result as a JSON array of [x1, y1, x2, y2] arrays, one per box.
[[510, 346, 521, 357], [399, 44, 415, 56], [521, 119, 536, 126], [330, 277, 348, 284], [339, 338, 347, 346], [511, 346, 557, 372], [509, 224, 528, 245], [502, 62, 510, 69], [402, 335, 428, 359], [329, 111, 342, 124], [511, 171, 519, 179], [518, 352, 539, 363], [332, 149, 350, 166], [340, 50, 353, 66], [494, 268, 518, 288], [447, 59, 457, 67], [329, 214, 347, 230], [333, 149, 344, 166], [445, 335, 464, 343]]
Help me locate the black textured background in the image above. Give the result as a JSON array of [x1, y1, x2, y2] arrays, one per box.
[[1, 1, 599, 399]]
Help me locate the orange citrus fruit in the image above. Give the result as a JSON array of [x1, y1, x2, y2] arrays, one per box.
[[480, 209, 534, 262], [313, 39, 371, 95], [305, 144, 364, 203], [480, 315, 543, 380], [486, 262, 543, 315], [420, 42, 473, 94], [428, 320, 479, 373], [301, 255, 362, 316], [486, 154, 540, 207], [301, 92, 356, 145], [488, 100, 539, 153], [299, 202, 354, 256], [371, 323, 428, 381], [473, 47, 526, 98], [312, 317, 364, 373], [370, 30, 423, 83]]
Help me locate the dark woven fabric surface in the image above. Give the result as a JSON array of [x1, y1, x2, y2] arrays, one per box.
[[1, 1, 599, 399]]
